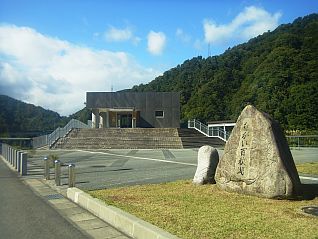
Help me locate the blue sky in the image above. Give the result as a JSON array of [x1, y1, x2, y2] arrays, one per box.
[[0, 0, 317, 115]]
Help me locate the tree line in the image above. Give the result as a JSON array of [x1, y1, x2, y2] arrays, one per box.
[[130, 14, 318, 132]]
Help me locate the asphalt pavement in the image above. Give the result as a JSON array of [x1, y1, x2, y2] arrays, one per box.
[[27, 148, 318, 190]]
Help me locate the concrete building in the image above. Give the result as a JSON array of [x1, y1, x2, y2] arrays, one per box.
[[86, 92, 180, 128]]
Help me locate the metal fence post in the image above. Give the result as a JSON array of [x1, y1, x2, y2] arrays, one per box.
[[55, 160, 61, 186], [6, 144, 8, 161], [17, 151, 21, 172], [20, 153, 27, 176], [13, 149, 17, 168], [44, 157, 50, 180], [4, 144, 7, 161], [68, 164, 75, 187], [9, 146, 11, 162], [15, 150, 19, 170], [297, 137, 300, 150], [6, 144, 9, 161], [11, 147, 14, 165]]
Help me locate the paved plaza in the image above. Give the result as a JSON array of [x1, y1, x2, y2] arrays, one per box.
[[28, 147, 318, 190]]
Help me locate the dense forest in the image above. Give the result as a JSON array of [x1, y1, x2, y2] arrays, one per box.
[[131, 14, 318, 131], [0, 95, 92, 137], [0, 95, 67, 137], [0, 14, 317, 136]]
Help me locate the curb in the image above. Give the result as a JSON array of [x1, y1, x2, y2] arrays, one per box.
[[67, 187, 181, 239]]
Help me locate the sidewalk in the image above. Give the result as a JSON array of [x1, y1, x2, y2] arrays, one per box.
[[0, 157, 131, 239]]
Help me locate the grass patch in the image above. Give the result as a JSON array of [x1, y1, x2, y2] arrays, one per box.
[[296, 162, 318, 175], [90, 181, 318, 239]]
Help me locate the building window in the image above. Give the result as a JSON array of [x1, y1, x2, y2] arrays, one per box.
[[155, 110, 164, 118]]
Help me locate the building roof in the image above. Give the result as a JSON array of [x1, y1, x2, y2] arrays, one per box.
[[207, 120, 236, 124]]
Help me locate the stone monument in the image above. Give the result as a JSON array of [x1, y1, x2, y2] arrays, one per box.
[[193, 145, 219, 185], [215, 105, 301, 199]]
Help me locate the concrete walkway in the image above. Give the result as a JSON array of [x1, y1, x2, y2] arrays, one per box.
[[0, 158, 131, 239]]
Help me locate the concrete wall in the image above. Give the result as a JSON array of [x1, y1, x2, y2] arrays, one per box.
[[86, 92, 180, 128]]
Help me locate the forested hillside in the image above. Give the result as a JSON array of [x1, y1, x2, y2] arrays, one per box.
[[1, 14, 317, 135], [0, 95, 92, 137], [68, 108, 92, 125], [0, 95, 68, 137], [131, 14, 318, 131]]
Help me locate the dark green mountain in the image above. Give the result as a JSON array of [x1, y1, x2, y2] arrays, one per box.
[[0, 95, 68, 137], [131, 14, 318, 131], [0, 95, 92, 137], [68, 108, 92, 125]]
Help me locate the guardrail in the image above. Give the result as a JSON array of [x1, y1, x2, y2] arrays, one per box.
[[0, 138, 32, 149], [1, 143, 27, 175], [286, 135, 318, 148], [32, 135, 48, 149], [32, 119, 89, 149], [188, 119, 317, 147], [188, 119, 230, 141]]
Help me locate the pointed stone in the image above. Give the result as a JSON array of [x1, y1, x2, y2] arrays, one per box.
[[193, 145, 219, 185], [215, 105, 301, 199]]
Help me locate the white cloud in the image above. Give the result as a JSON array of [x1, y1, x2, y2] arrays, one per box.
[[203, 6, 281, 44], [0, 24, 159, 116], [176, 28, 191, 43], [147, 31, 166, 55], [104, 26, 141, 45], [105, 26, 132, 41]]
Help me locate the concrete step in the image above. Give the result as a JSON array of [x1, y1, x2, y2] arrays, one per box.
[[70, 128, 179, 138], [53, 128, 225, 150], [53, 128, 183, 149], [178, 128, 225, 148]]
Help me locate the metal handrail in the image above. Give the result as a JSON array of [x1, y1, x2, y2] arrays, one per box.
[[188, 119, 230, 141], [189, 119, 318, 147], [32, 119, 88, 148], [286, 135, 318, 149], [47, 119, 89, 147]]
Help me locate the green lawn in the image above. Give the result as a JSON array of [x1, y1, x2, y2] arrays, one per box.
[[90, 180, 318, 239], [296, 162, 318, 175]]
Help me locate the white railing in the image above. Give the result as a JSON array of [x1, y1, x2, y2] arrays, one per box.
[[31, 135, 48, 148], [286, 135, 318, 149], [47, 119, 89, 148], [188, 119, 230, 142], [32, 119, 89, 148], [189, 119, 318, 146]]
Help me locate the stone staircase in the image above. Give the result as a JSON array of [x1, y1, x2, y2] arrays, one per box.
[[178, 128, 225, 148], [52, 128, 183, 149], [52, 128, 226, 150]]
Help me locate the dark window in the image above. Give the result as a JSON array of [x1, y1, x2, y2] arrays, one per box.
[[155, 110, 164, 118]]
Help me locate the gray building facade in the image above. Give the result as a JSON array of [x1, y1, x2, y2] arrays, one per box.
[[86, 92, 180, 128]]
